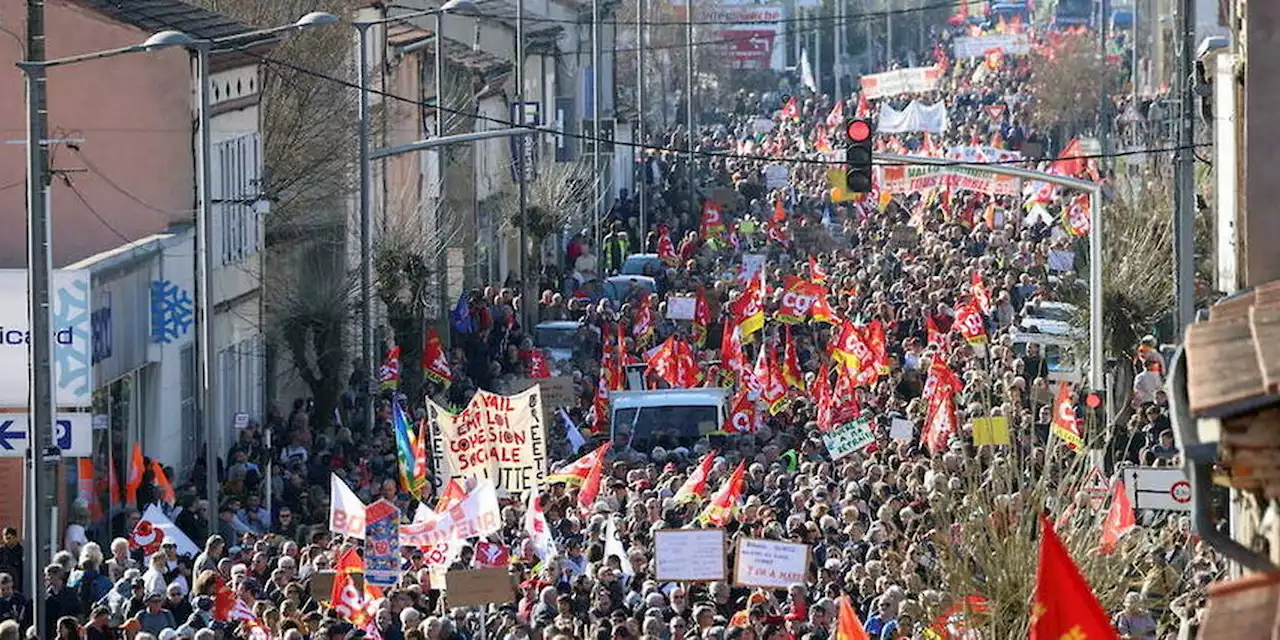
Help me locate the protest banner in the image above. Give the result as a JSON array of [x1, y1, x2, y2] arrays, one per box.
[[401, 480, 502, 547], [363, 499, 401, 588], [427, 386, 547, 496], [860, 66, 943, 99], [952, 33, 1032, 58], [446, 568, 516, 607], [654, 529, 727, 582], [734, 538, 811, 589], [880, 165, 1021, 197], [822, 419, 876, 460]]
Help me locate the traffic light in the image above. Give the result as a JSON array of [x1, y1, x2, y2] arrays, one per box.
[[844, 118, 873, 193]]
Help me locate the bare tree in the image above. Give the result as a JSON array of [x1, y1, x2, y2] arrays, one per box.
[[1026, 32, 1119, 131], [496, 160, 598, 278]]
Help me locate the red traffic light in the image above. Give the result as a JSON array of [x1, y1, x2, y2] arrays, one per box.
[[846, 119, 872, 142]]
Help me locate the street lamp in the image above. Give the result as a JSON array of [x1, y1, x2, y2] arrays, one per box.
[[17, 20, 337, 625], [352, 0, 475, 438]]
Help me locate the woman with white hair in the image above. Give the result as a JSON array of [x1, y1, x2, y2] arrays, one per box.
[[142, 552, 168, 597]]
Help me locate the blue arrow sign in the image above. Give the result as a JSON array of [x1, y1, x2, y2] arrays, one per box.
[[0, 420, 26, 451]]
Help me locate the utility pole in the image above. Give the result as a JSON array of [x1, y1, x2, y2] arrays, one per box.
[[1098, 0, 1113, 171], [592, 0, 603, 252], [1173, 0, 1196, 335], [356, 22, 376, 438], [23, 0, 53, 636], [194, 44, 219, 541], [636, 0, 646, 237], [834, 0, 842, 99], [516, 0, 531, 329], [684, 0, 694, 190]]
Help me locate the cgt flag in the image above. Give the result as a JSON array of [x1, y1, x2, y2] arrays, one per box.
[[1031, 516, 1118, 640]]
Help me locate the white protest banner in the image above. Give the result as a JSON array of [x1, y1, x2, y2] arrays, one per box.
[[952, 33, 1032, 58], [329, 473, 367, 540], [890, 418, 914, 442], [411, 504, 459, 568], [877, 100, 949, 134], [400, 479, 503, 547], [822, 419, 876, 460], [764, 164, 789, 189], [945, 146, 1024, 164], [133, 505, 201, 557], [740, 254, 766, 283], [427, 386, 547, 496], [654, 529, 726, 582], [859, 65, 943, 99], [880, 165, 1021, 197], [734, 538, 810, 589], [666, 296, 697, 321]]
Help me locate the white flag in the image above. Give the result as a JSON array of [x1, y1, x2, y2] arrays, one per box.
[[329, 473, 367, 540], [561, 410, 586, 454], [800, 48, 817, 93], [604, 516, 634, 577], [524, 490, 557, 561], [134, 504, 200, 557]]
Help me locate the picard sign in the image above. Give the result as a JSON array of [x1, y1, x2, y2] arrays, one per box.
[[428, 386, 547, 496]]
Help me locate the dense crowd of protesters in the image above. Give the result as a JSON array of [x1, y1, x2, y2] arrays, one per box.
[[0, 12, 1223, 640]]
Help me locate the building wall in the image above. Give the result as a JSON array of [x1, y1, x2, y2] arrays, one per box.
[[0, 0, 194, 268]]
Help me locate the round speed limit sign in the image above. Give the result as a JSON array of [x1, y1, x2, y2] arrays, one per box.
[[1170, 480, 1192, 504]]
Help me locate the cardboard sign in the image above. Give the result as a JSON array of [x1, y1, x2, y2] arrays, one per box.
[[764, 164, 789, 189], [446, 568, 515, 607], [890, 225, 919, 248], [734, 538, 811, 589], [890, 418, 914, 441], [822, 419, 876, 460], [971, 416, 1010, 446], [654, 529, 726, 582], [427, 387, 548, 496]]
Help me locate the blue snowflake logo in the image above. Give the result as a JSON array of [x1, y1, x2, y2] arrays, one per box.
[[150, 280, 194, 344], [53, 277, 92, 402]]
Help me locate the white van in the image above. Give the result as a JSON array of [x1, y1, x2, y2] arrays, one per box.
[[1011, 332, 1084, 385], [609, 388, 730, 452]]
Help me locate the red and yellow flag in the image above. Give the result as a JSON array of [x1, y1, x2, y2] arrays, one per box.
[[698, 460, 746, 527], [547, 441, 612, 486], [692, 288, 711, 348], [673, 451, 718, 504], [1050, 382, 1085, 452], [834, 595, 871, 640], [1031, 516, 1118, 640], [781, 326, 805, 391], [421, 328, 453, 388]]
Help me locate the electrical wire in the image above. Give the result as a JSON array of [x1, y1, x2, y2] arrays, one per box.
[[388, 0, 980, 27], [63, 141, 196, 217], [243, 47, 1211, 170], [59, 174, 141, 246], [0, 179, 22, 192]]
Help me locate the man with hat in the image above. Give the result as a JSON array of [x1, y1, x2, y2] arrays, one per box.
[[136, 590, 176, 635]]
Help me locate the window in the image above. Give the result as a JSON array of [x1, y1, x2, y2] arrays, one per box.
[[218, 337, 264, 430], [212, 133, 263, 266]]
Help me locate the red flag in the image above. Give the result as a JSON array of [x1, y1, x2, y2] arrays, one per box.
[[808, 255, 827, 284], [436, 479, 466, 511], [587, 375, 610, 434], [674, 450, 718, 503], [422, 328, 453, 387], [547, 442, 611, 485], [692, 288, 711, 348], [78, 460, 102, 521], [825, 100, 845, 129], [1031, 517, 1119, 640], [151, 460, 176, 506], [813, 363, 835, 432], [657, 225, 678, 266], [923, 357, 964, 400], [646, 336, 699, 389], [379, 345, 402, 390], [726, 387, 758, 434], [781, 326, 805, 390], [330, 548, 372, 626], [772, 197, 787, 223], [855, 92, 871, 119], [525, 349, 551, 379], [754, 342, 787, 414], [1097, 480, 1137, 555], [699, 200, 727, 241], [776, 276, 826, 324], [926, 315, 950, 351], [831, 365, 862, 424], [577, 443, 607, 516], [970, 272, 992, 314], [834, 595, 871, 640], [698, 460, 746, 527], [1049, 138, 1086, 177], [814, 126, 834, 153], [864, 319, 889, 375], [954, 301, 988, 347], [1050, 382, 1085, 452], [781, 96, 800, 121], [632, 292, 656, 346], [126, 442, 144, 506], [729, 274, 765, 340], [922, 386, 958, 454], [1063, 193, 1092, 237]]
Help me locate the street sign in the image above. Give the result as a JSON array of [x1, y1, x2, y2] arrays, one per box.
[[1122, 466, 1193, 512], [0, 413, 92, 457]]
